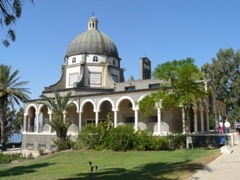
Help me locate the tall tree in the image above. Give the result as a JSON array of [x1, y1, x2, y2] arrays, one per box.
[[202, 48, 240, 122], [139, 58, 206, 132], [0, 105, 23, 142], [38, 91, 74, 150], [0, 0, 34, 47], [0, 64, 30, 151]]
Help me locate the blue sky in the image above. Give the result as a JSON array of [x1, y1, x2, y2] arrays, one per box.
[[1, 0, 240, 103]]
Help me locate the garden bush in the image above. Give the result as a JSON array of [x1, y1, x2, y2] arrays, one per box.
[[133, 130, 173, 151], [77, 122, 187, 151], [38, 148, 45, 155], [53, 135, 75, 152], [78, 123, 106, 150], [0, 152, 34, 164], [107, 125, 135, 151], [165, 134, 186, 150], [133, 129, 155, 151], [78, 116, 113, 150]]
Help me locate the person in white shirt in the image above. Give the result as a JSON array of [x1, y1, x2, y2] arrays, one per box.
[[224, 119, 231, 133]]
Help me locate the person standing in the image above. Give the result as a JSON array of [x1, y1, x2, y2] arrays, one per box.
[[224, 119, 231, 133], [218, 120, 224, 134], [235, 121, 240, 136]]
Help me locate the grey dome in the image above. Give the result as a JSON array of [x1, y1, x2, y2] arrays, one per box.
[[89, 16, 98, 22], [66, 28, 119, 58]]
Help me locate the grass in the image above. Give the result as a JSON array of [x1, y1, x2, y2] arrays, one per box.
[[0, 148, 220, 180]]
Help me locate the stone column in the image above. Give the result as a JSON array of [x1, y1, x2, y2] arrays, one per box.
[[95, 111, 99, 125], [214, 111, 217, 132], [28, 116, 30, 132], [205, 110, 209, 132], [157, 107, 161, 135], [134, 110, 138, 131], [155, 100, 162, 135], [23, 114, 27, 133], [113, 110, 118, 128], [49, 113, 52, 133], [182, 108, 186, 134], [35, 113, 39, 133], [193, 107, 198, 133], [78, 112, 82, 131], [199, 108, 204, 132]]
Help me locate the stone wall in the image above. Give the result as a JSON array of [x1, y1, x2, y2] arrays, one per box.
[[22, 134, 57, 152]]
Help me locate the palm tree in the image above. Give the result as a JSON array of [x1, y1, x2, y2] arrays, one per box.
[[38, 91, 74, 149], [0, 64, 30, 151]]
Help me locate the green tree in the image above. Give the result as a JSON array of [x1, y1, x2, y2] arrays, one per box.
[[0, 105, 23, 142], [139, 58, 206, 132], [202, 48, 240, 122], [0, 64, 30, 151], [0, 0, 34, 47], [38, 91, 74, 150], [128, 75, 136, 81]]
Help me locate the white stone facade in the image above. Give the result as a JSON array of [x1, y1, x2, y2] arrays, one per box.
[[22, 16, 226, 151]]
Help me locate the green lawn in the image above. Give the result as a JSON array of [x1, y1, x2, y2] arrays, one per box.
[[0, 148, 220, 180]]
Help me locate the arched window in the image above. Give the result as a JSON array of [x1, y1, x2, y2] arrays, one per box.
[[72, 57, 76, 63], [93, 56, 98, 62], [113, 59, 116, 65]]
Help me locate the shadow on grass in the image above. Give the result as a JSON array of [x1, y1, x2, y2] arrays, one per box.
[[0, 162, 56, 177], [59, 161, 211, 180]]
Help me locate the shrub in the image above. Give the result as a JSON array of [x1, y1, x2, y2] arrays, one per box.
[[78, 123, 101, 150], [53, 135, 75, 152], [108, 125, 135, 151], [27, 153, 34, 159], [77, 122, 187, 152], [165, 134, 186, 150], [78, 118, 113, 150], [155, 137, 169, 150], [0, 152, 31, 164], [38, 148, 45, 155], [133, 130, 171, 151], [133, 129, 154, 151]]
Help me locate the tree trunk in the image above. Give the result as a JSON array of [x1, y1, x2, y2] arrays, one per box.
[[0, 98, 7, 151]]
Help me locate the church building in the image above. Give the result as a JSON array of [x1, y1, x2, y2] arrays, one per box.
[[22, 16, 226, 151]]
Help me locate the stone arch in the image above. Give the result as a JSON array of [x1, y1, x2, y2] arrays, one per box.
[[97, 98, 114, 111], [25, 105, 37, 132], [115, 96, 135, 128], [67, 102, 79, 133], [38, 104, 49, 132], [79, 99, 96, 113], [68, 100, 79, 112], [25, 104, 37, 115], [97, 98, 114, 123], [135, 94, 149, 110], [116, 96, 135, 111], [80, 99, 96, 127]]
